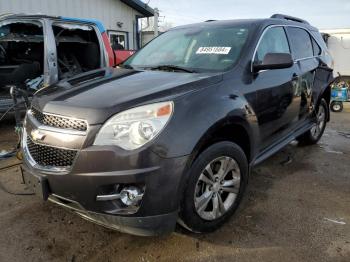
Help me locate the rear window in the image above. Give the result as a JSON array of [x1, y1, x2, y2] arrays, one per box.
[[287, 27, 313, 59]]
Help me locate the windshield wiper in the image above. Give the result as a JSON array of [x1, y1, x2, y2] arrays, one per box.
[[119, 64, 134, 69], [149, 65, 196, 73]]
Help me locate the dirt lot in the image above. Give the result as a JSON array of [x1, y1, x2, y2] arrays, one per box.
[[0, 107, 349, 262]]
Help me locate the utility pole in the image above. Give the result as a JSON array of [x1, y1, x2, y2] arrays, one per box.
[[154, 8, 159, 37]]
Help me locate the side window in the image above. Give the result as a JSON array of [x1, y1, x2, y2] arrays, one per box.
[[52, 23, 101, 79], [254, 27, 290, 63], [311, 38, 321, 56], [286, 27, 313, 59], [109, 31, 128, 50]]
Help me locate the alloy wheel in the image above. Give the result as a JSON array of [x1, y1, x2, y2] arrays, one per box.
[[310, 105, 326, 139], [194, 156, 241, 221]]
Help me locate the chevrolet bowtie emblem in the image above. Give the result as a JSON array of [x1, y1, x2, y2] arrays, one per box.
[[31, 129, 46, 142]]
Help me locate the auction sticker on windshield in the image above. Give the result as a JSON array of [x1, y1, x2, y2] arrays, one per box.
[[196, 47, 231, 54]]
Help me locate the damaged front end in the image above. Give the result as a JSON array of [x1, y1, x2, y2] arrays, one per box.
[[0, 17, 104, 118], [0, 20, 44, 115], [53, 22, 102, 79]]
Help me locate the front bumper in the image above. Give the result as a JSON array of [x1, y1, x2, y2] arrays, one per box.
[[49, 194, 178, 236], [21, 106, 190, 236], [22, 146, 189, 236]]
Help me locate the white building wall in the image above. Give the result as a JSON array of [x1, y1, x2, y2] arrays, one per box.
[[0, 0, 142, 49], [322, 29, 350, 77]]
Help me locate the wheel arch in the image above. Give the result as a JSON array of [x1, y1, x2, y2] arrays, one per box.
[[322, 85, 331, 121], [186, 117, 256, 169], [315, 81, 332, 122]]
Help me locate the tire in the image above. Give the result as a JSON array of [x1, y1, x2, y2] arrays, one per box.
[[179, 141, 248, 233], [297, 98, 328, 146], [330, 101, 343, 112]]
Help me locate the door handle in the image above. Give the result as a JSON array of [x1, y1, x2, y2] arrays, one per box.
[[292, 73, 299, 80]]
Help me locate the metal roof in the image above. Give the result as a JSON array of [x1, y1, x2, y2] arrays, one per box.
[[120, 0, 154, 17]]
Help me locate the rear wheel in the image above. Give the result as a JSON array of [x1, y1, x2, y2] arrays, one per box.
[[297, 98, 328, 145], [179, 141, 248, 233], [330, 101, 343, 112]]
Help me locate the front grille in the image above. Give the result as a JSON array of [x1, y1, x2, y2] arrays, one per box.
[[31, 107, 87, 132], [0, 94, 12, 100], [26, 136, 77, 167]]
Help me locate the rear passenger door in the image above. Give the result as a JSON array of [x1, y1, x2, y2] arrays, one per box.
[[285, 27, 320, 122], [252, 26, 300, 150]]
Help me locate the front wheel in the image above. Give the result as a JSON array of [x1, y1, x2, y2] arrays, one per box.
[[179, 141, 248, 233], [330, 101, 343, 112], [297, 98, 328, 146]]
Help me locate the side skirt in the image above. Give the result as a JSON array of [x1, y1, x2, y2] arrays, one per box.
[[252, 121, 314, 167]]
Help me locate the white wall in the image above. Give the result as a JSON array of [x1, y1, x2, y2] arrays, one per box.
[[0, 0, 142, 49], [141, 31, 154, 47], [322, 29, 350, 77]]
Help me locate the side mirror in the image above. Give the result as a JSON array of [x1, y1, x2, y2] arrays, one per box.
[[253, 53, 293, 72]]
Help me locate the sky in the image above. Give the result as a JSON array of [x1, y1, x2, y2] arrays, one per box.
[[145, 0, 350, 30]]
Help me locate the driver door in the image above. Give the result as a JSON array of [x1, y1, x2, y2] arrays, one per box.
[[250, 26, 300, 150]]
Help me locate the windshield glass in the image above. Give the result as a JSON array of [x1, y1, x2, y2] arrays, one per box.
[[124, 25, 250, 72]]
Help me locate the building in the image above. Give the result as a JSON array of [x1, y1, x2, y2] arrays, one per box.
[[140, 15, 163, 47], [141, 30, 157, 46], [139, 13, 177, 47], [0, 0, 154, 50]]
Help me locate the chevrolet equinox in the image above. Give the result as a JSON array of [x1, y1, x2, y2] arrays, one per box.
[[22, 14, 333, 236]]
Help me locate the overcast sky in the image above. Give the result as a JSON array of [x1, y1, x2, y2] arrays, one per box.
[[146, 0, 350, 29]]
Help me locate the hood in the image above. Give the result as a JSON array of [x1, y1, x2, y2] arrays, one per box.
[[32, 68, 223, 124]]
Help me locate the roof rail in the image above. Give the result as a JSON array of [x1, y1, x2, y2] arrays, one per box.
[[270, 14, 310, 25], [205, 20, 217, 22], [0, 13, 14, 19]]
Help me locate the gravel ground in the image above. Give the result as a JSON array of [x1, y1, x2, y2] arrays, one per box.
[[0, 107, 349, 262]]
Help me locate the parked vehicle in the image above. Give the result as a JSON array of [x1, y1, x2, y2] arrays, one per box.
[[21, 14, 333, 236], [330, 79, 349, 112], [0, 14, 133, 116], [322, 29, 350, 112]]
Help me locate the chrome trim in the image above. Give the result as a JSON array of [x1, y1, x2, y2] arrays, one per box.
[[26, 131, 82, 151], [251, 24, 325, 73], [96, 193, 121, 201], [49, 193, 139, 217], [48, 194, 85, 212], [22, 128, 71, 174], [27, 109, 87, 136], [294, 56, 320, 62]]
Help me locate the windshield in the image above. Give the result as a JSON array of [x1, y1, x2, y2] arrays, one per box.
[[124, 25, 250, 72]]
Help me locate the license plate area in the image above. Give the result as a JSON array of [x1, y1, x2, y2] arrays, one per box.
[[23, 171, 50, 200]]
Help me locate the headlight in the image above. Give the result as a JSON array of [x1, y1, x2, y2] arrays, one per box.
[[94, 101, 174, 150]]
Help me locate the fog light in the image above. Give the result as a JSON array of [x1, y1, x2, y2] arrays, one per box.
[[120, 186, 144, 206]]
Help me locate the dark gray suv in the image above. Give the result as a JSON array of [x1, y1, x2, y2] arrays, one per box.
[[21, 14, 333, 236]]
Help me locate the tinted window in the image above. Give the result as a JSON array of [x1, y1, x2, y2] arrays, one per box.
[[254, 27, 290, 63], [312, 38, 321, 56], [287, 27, 313, 59], [311, 31, 328, 50]]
